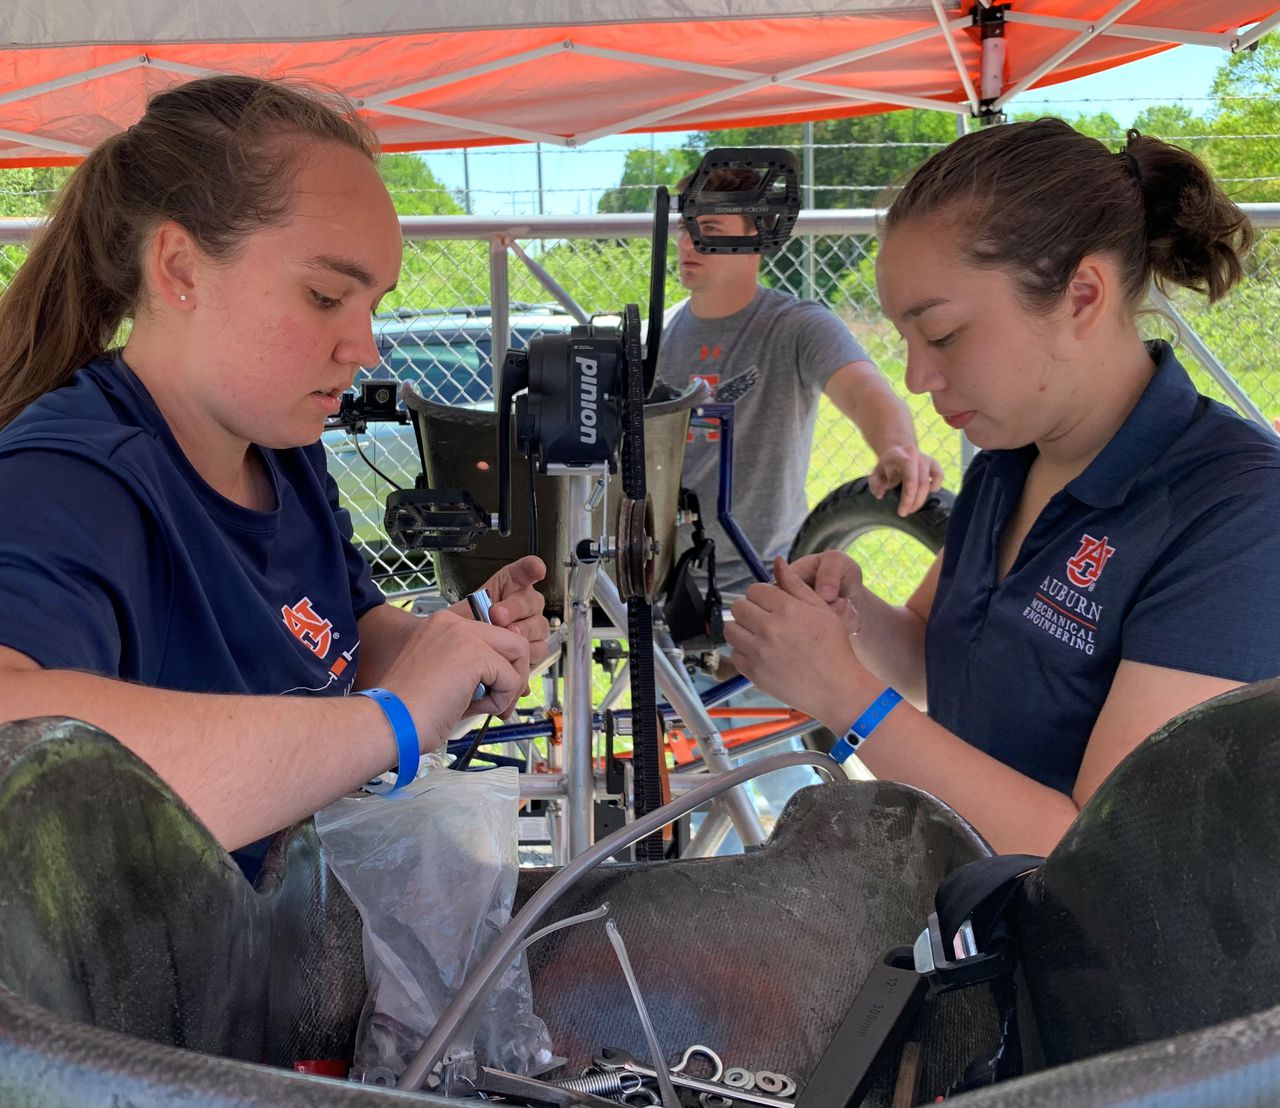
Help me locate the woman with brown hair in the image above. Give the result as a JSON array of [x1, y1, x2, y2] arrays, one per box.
[[0, 75, 547, 870], [727, 119, 1280, 856]]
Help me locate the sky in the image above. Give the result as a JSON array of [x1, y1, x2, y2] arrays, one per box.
[[418, 43, 1228, 217]]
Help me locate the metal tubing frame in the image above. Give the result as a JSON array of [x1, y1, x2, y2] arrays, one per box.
[[993, 0, 1148, 110], [1149, 285, 1274, 432], [564, 474, 603, 858], [697, 402, 771, 585], [593, 573, 768, 849], [1232, 11, 1280, 51], [12, 208, 1274, 247], [504, 237, 592, 323], [3, 9, 1276, 156], [570, 21, 972, 144], [1001, 11, 1232, 49], [929, 0, 980, 114]]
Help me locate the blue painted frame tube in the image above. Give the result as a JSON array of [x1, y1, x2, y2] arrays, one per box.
[[694, 402, 769, 584]]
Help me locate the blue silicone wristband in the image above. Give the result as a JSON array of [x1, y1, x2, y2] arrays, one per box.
[[357, 688, 419, 793], [830, 687, 903, 765]]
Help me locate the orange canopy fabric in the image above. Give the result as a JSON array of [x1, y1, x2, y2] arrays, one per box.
[[1, 1, 1275, 165]]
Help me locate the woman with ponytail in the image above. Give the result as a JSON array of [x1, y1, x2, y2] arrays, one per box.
[[727, 119, 1280, 855], [0, 76, 547, 872]]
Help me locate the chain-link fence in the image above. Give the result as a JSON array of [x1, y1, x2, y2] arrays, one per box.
[[1, 210, 1276, 602], [336, 210, 1280, 601]]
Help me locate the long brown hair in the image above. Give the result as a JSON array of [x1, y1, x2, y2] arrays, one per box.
[[885, 118, 1253, 314], [0, 75, 378, 428]]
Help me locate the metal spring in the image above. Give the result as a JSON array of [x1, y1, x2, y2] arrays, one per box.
[[551, 1070, 643, 1096]]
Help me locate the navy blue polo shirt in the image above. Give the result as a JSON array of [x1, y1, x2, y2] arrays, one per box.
[[926, 341, 1280, 795], [0, 354, 385, 696]]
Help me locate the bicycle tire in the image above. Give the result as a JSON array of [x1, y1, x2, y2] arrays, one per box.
[[788, 476, 954, 560]]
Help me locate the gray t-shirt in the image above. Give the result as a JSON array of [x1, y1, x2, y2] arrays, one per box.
[[657, 286, 869, 596]]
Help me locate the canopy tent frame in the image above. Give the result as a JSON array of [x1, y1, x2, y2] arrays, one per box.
[[0, 2, 1275, 162]]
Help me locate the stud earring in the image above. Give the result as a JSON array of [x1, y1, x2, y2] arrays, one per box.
[[179, 294, 188, 303]]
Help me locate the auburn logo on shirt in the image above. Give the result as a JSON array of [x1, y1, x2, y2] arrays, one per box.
[[282, 596, 333, 658], [1066, 533, 1116, 589]]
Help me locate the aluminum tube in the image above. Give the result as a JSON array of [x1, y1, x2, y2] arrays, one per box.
[[2, 207, 1277, 248], [518, 775, 569, 800], [488, 235, 510, 369], [594, 575, 767, 848], [564, 475, 601, 858], [401, 748, 841, 1090], [1149, 285, 1273, 431], [598, 660, 632, 712], [681, 797, 735, 859], [506, 237, 591, 323]]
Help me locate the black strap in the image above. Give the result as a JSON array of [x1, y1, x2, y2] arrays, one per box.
[[934, 854, 1043, 1098], [935, 853, 1043, 952]]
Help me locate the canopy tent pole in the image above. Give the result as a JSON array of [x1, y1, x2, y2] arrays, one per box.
[[1003, 11, 1233, 48], [994, 0, 1148, 111], [930, 0, 981, 114], [1232, 9, 1280, 48], [572, 21, 972, 144]]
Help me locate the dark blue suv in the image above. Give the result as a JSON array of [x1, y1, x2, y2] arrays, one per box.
[[358, 302, 578, 404]]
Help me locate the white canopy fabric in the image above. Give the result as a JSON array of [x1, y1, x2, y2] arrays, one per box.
[[1, 1, 1276, 164]]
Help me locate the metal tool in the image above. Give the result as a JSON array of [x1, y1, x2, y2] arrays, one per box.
[[466, 587, 494, 700], [595, 1047, 796, 1108], [672, 1044, 724, 1082], [473, 1066, 621, 1107], [605, 920, 682, 1108]]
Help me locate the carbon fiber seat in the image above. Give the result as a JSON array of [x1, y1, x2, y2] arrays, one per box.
[[960, 676, 1280, 1107], [0, 716, 450, 1108], [0, 714, 995, 1106], [4, 679, 1278, 1108]]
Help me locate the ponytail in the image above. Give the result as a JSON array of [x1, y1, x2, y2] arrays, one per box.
[[885, 118, 1252, 314], [1124, 128, 1253, 304], [0, 139, 137, 427]]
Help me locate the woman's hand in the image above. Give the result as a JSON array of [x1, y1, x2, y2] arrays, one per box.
[[379, 610, 532, 749], [474, 556, 550, 665], [725, 557, 865, 728], [787, 551, 864, 637], [869, 445, 944, 516]]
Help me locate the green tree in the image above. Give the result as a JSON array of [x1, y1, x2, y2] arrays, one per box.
[[1011, 108, 1126, 141], [1203, 33, 1280, 203], [596, 146, 702, 213], [692, 110, 957, 208], [0, 166, 72, 217], [378, 153, 464, 215], [1130, 102, 1202, 138]]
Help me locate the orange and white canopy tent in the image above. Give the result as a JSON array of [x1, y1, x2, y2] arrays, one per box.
[[1, 0, 1277, 165]]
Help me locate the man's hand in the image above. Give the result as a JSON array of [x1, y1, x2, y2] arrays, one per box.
[[476, 556, 550, 665], [868, 445, 944, 516]]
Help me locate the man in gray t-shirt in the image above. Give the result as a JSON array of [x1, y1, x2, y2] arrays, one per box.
[[658, 170, 943, 598]]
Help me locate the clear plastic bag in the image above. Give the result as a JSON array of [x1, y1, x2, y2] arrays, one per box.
[[314, 755, 555, 1083]]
